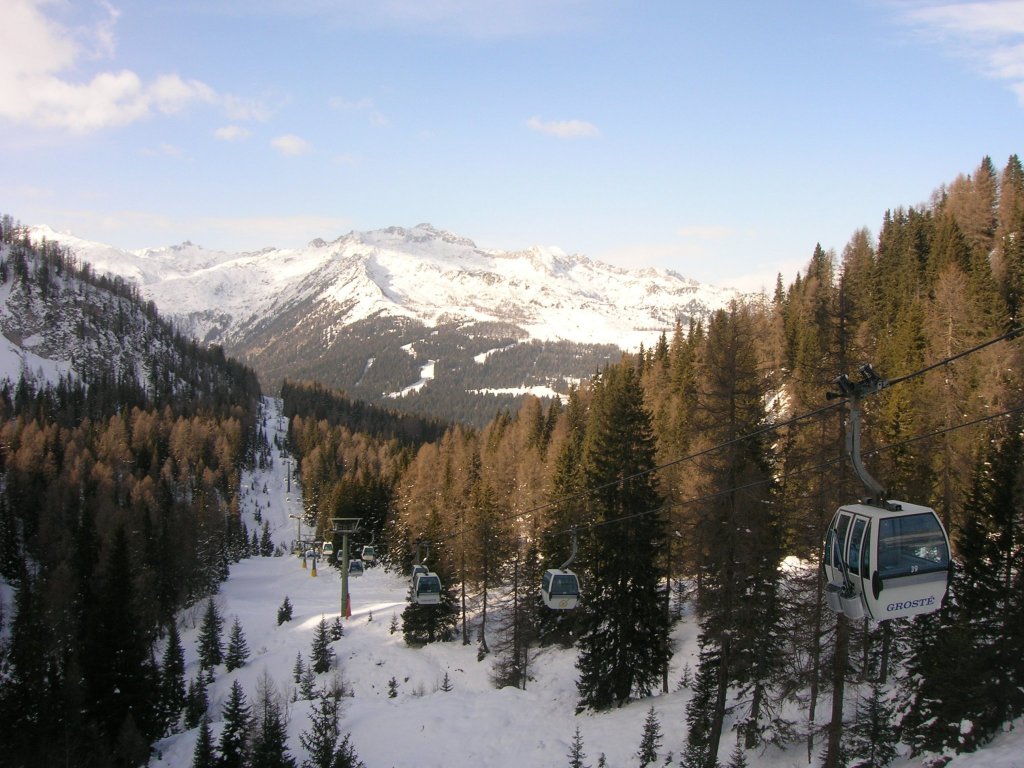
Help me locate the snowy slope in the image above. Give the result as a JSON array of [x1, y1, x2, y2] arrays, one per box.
[[30, 224, 739, 352], [152, 398, 1024, 768]]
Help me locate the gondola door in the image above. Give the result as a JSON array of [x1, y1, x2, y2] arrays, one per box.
[[823, 507, 871, 620]]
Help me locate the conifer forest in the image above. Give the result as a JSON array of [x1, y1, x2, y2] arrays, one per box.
[[1, 155, 1024, 767]]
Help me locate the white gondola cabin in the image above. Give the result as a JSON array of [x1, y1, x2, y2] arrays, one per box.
[[348, 559, 364, 577], [321, 541, 334, 557], [541, 568, 580, 610], [412, 572, 442, 605], [361, 545, 376, 564], [823, 500, 951, 621]]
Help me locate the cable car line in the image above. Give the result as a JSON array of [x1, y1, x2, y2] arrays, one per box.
[[544, 400, 1024, 541], [403, 329, 1022, 612], [523, 327, 1021, 543]]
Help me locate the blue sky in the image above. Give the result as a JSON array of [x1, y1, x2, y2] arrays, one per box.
[[3, 1, 1024, 290]]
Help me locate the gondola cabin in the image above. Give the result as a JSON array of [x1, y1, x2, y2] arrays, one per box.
[[348, 559, 364, 577], [823, 500, 951, 621], [321, 541, 334, 557], [412, 572, 442, 605], [541, 568, 580, 610], [361, 545, 376, 564]]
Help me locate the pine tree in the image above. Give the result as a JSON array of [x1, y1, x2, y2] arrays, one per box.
[[725, 741, 748, 768], [902, 414, 1024, 753], [636, 706, 663, 767], [387, 677, 399, 698], [331, 733, 365, 768], [300, 692, 340, 768], [683, 642, 721, 768], [249, 670, 295, 768], [197, 598, 225, 673], [225, 616, 250, 672], [260, 520, 274, 557], [184, 675, 209, 729], [80, 524, 160, 751], [300, 665, 318, 701], [192, 714, 216, 768], [159, 621, 187, 735], [687, 305, 787, 757], [575, 365, 669, 711], [440, 672, 453, 692], [218, 680, 252, 768], [844, 681, 898, 768], [278, 596, 293, 625], [330, 616, 344, 641], [567, 725, 590, 768], [310, 616, 335, 674], [293, 652, 306, 684]]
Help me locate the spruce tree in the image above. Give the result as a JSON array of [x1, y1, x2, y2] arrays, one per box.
[[159, 621, 187, 735], [184, 675, 209, 729], [687, 305, 786, 757], [293, 652, 306, 684], [192, 715, 216, 768], [575, 365, 669, 711], [218, 680, 252, 768], [310, 616, 335, 674], [636, 706, 663, 767], [566, 725, 590, 768], [250, 670, 295, 768], [278, 596, 294, 625], [300, 665, 318, 701], [844, 681, 898, 768], [300, 692, 340, 768], [225, 616, 250, 672], [197, 598, 225, 673], [902, 414, 1024, 753], [260, 520, 274, 557], [725, 741, 748, 768], [332, 733, 365, 768], [80, 524, 160, 751]]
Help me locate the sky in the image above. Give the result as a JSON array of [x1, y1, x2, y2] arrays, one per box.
[[3, 1, 1024, 292]]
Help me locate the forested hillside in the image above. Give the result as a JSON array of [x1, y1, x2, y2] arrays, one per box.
[[0, 219, 264, 766], [1, 153, 1022, 768], [279, 155, 1024, 768]]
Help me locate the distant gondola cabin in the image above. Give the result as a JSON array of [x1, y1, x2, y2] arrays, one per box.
[[412, 572, 442, 605], [541, 568, 580, 610]]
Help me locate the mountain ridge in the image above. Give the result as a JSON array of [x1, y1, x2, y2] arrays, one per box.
[[29, 223, 739, 425]]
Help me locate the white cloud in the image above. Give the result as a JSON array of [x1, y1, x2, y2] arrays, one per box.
[[526, 115, 600, 138], [222, 94, 272, 122], [215, 125, 252, 141], [898, 0, 1024, 103], [329, 96, 389, 127], [0, 0, 232, 132], [140, 143, 185, 158], [271, 134, 312, 155]]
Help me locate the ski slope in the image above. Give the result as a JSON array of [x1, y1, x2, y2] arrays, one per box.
[[152, 399, 1024, 767]]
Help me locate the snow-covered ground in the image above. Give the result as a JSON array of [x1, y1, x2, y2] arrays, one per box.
[[152, 399, 1024, 767]]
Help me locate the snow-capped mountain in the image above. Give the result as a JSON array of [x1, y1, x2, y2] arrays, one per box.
[[30, 223, 739, 425], [32, 223, 736, 349]]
